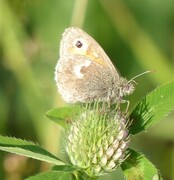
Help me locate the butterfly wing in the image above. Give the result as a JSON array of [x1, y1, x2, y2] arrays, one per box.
[[60, 27, 120, 78], [55, 27, 121, 103], [56, 54, 118, 103]]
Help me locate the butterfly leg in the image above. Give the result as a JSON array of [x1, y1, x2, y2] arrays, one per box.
[[125, 100, 130, 114], [117, 87, 124, 110]]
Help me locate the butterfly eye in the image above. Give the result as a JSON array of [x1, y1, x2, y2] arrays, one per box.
[[75, 40, 83, 48]]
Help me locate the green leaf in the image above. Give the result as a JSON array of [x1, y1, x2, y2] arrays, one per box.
[[129, 81, 174, 134], [26, 171, 72, 180], [0, 135, 65, 165], [52, 165, 76, 172], [121, 149, 162, 180], [45, 105, 81, 128]]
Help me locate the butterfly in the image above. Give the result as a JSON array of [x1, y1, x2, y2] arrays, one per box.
[[55, 27, 135, 104]]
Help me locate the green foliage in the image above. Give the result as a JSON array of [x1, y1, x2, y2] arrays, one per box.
[[26, 171, 72, 180], [0, 135, 65, 165], [52, 165, 76, 172], [1, 82, 174, 179], [45, 105, 81, 129], [129, 82, 174, 134], [121, 149, 162, 180]]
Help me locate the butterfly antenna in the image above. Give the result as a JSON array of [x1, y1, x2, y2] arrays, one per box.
[[127, 70, 152, 84]]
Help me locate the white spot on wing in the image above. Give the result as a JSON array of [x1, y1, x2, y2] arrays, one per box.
[[73, 60, 91, 79]]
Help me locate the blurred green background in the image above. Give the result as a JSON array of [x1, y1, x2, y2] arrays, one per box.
[[1, 0, 174, 179]]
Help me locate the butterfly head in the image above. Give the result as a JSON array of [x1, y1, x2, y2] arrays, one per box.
[[120, 78, 135, 97]]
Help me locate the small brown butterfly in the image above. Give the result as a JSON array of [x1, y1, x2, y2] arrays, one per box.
[[55, 27, 135, 104]]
